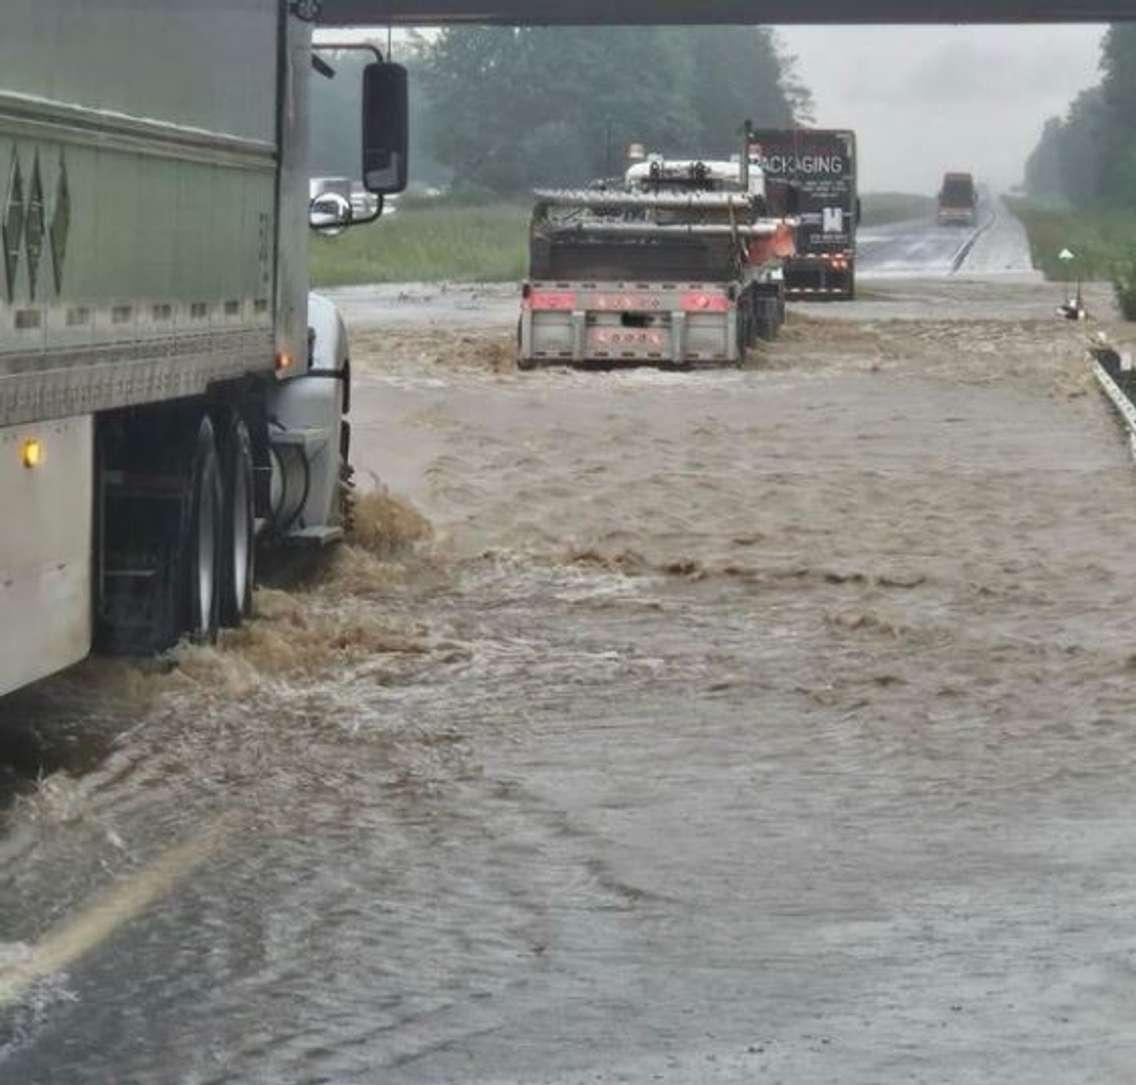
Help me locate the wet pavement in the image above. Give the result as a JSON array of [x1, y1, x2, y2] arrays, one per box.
[[3, 221, 1136, 1083], [856, 196, 1034, 280]]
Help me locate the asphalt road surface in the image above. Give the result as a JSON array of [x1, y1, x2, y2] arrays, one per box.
[[857, 196, 1036, 279]]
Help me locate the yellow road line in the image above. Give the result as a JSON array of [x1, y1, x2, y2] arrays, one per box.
[[0, 816, 231, 1007]]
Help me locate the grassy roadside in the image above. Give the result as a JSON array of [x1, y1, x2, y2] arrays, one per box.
[[310, 201, 529, 287], [310, 190, 939, 287], [858, 192, 936, 227], [1004, 197, 1136, 282]]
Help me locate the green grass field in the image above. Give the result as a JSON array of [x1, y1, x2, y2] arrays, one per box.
[[1004, 197, 1136, 282], [310, 201, 529, 287], [310, 191, 939, 287]]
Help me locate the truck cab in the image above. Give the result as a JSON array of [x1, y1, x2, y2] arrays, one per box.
[[937, 172, 978, 226]]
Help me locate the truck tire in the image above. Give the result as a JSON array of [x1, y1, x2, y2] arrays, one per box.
[[218, 411, 254, 627], [755, 296, 780, 341], [517, 317, 537, 371], [735, 306, 750, 364], [183, 414, 223, 644]]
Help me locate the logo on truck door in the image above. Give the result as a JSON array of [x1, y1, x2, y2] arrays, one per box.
[[822, 207, 844, 233]]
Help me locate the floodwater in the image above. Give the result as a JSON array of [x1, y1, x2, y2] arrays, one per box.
[[3, 267, 1136, 1082]]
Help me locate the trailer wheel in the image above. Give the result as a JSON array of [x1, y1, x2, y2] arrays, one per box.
[[736, 305, 752, 364], [184, 415, 223, 643], [516, 317, 537, 370], [755, 296, 780, 342], [218, 412, 254, 627]]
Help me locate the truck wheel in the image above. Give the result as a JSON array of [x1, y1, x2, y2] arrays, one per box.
[[336, 419, 356, 534], [516, 317, 537, 370], [218, 412, 254, 627], [184, 415, 223, 643], [755, 297, 779, 341]]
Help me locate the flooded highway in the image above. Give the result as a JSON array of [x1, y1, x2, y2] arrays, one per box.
[[4, 271, 1136, 1082]]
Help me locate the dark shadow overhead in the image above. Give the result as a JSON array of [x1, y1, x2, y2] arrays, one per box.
[[315, 0, 1129, 24]]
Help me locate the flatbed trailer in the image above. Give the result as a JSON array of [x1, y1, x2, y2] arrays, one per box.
[[520, 276, 783, 367], [518, 181, 787, 369]]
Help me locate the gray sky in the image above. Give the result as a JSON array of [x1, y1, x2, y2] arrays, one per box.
[[778, 24, 1106, 195]]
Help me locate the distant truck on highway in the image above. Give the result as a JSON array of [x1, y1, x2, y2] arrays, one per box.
[[0, 1, 409, 698], [746, 127, 858, 300], [937, 172, 978, 226], [518, 152, 794, 369]]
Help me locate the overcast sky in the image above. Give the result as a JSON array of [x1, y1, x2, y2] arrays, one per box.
[[778, 24, 1106, 195]]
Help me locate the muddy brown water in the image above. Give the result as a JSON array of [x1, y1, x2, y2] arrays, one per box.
[[3, 279, 1136, 1083]]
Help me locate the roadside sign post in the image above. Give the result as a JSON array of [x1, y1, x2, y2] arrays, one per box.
[[1058, 248, 1084, 319]]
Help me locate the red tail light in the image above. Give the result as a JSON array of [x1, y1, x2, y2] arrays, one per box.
[[528, 290, 576, 311], [681, 291, 730, 313]]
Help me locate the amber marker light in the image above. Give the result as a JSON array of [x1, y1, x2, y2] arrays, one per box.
[[22, 438, 43, 469], [275, 351, 294, 372]]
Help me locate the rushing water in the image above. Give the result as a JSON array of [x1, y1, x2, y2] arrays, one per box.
[[2, 281, 1136, 1083]]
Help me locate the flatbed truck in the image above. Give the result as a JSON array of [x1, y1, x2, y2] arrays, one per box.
[[519, 156, 792, 369]]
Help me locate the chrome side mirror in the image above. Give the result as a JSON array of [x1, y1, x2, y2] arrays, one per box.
[[309, 193, 352, 236]]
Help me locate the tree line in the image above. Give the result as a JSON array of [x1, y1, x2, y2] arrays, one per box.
[[311, 28, 813, 195], [1025, 25, 1136, 208], [416, 27, 811, 193]]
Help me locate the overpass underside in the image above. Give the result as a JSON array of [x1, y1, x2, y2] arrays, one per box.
[[317, 0, 1126, 24]]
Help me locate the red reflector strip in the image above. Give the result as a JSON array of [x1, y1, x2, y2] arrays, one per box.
[[680, 292, 730, 313], [591, 293, 663, 311], [529, 291, 576, 311]]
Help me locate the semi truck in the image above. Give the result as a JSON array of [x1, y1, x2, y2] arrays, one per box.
[[0, 1, 408, 697], [518, 154, 794, 369], [937, 172, 978, 226], [746, 127, 858, 300]]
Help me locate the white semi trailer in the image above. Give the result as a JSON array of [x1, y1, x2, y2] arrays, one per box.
[[0, 1, 408, 696]]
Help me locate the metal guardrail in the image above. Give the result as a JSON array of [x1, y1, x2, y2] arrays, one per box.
[[1092, 356, 1136, 461]]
